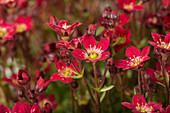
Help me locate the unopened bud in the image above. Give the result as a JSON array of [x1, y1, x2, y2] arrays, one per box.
[[43, 102, 52, 113], [17, 69, 30, 85]]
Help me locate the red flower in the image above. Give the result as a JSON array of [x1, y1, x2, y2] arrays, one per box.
[[12, 102, 31, 113], [0, 105, 11, 113], [101, 29, 114, 39], [38, 94, 58, 110], [2, 73, 19, 86], [50, 59, 79, 83], [17, 69, 30, 85], [117, 0, 145, 13], [122, 94, 162, 113], [145, 62, 163, 82], [145, 14, 159, 28], [98, 7, 129, 28], [112, 26, 131, 52], [162, 0, 169, 9], [148, 32, 170, 52], [115, 46, 150, 70], [160, 105, 170, 113], [35, 77, 50, 93], [31, 103, 41, 113], [163, 16, 170, 31], [15, 16, 32, 33], [0, 20, 16, 40], [0, 0, 16, 5], [72, 35, 110, 62], [47, 16, 83, 41]]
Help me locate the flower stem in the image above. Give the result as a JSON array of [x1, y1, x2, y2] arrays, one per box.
[[99, 67, 108, 89], [161, 55, 169, 105], [69, 84, 75, 113], [141, 70, 146, 98], [92, 62, 101, 113], [138, 72, 142, 95]]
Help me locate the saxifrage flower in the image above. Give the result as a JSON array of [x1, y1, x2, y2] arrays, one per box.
[[50, 59, 79, 83], [148, 32, 170, 52], [115, 46, 150, 70], [122, 94, 162, 113], [47, 16, 83, 41], [117, 0, 145, 13], [72, 35, 110, 62], [0, 19, 16, 40], [112, 26, 131, 52], [15, 16, 32, 33]]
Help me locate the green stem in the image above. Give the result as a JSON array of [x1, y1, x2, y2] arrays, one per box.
[[69, 84, 75, 113], [92, 62, 101, 113]]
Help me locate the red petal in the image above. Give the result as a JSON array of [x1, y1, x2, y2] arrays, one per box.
[[47, 94, 56, 103], [72, 49, 87, 60], [98, 52, 110, 61], [115, 60, 131, 68], [134, 5, 145, 10], [55, 60, 66, 70], [126, 46, 139, 60], [166, 105, 170, 113], [50, 73, 62, 81], [118, 13, 129, 26], [31, 103, 41, 113], [61, 77, 72, 83], [147, 102, 162, 111], [151, 32, 163, 43], [122, 102, 135, 109], [38, 94, 46, 101], [140, 46, 150, 57], [97, 38, 109, 51], [132, 94, 146, 107], [165, 33, 170, 43], [83, 35, 96, 50], [67, 21, 83, 33], [58, 20, 68, 27]]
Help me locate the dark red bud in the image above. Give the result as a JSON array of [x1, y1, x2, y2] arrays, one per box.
[[43, 102, 52, 113], [17, 69, 30, 85]]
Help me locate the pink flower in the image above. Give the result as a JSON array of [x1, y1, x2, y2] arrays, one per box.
[[47, 16, 83, 41], [38, 94, 58, 110], [145, 62, 163, 82], [0, 20, 16, 40], [117, 0, 145, 13], [122, 94, 162, 113], [148, 32, 170, 52], [162, 0, 169, 9], [115, 46, 150, 70], [72, 35, 110, 62], [0, 104, 11, 113], [50, 59, 79, 83], [112, 26, 131, 52], [15, 16, 32, 33]]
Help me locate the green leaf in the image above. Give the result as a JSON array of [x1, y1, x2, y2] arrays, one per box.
[[70, 68, 84, 79], [100, 85, 114, 92], [100, 92, 106, 103], [91, 87, 100, 92], [165, 72, 169, 86], [156, 82, 165, 87]]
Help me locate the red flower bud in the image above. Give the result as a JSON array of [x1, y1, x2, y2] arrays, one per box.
[[17, 69, 30, 85], [43, 102, 52, 113], [35, 77, 50, 93]]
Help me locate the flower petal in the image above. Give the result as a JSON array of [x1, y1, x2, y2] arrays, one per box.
[[67, 21, 83, 33], [140, 46, 150, 57], [132, 94, 146, 107], [118, 13, 129, 26], [122, 102, 135, 109], [50, 73, 62, 81], [98, 52, 110, 61], [97, 38, 109, 51], [115, 60, 131, 68], [134, 5, 145, 10], [72, 49, 87, 60], [83, 35, 96, 50], [126, 46, 139, 60], [164, 33, 170, 43], [151, 32, 163, 43], [147, 102, 162, 111], [61, 77, 72, 83], [31, 103, 41, 113]]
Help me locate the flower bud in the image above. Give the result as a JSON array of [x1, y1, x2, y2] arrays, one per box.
[[17, 69, 30, 85], [35, 77, 50, 93], [43, 102, 52, 113], [71, 81, 78, 89]]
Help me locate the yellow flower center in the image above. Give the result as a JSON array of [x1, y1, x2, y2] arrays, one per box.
[[89, 53, 98, 60], [0, 27, 7, 37], [116, 37, 126, 45], [62, 23, 70, 29], [123, 2, 134, 11], [16, 23, 27, 33], [130, 56, 143, 66], [59, 68, 72, 77], [135, 103, 153, 113], [157, 40, 170, 49]]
